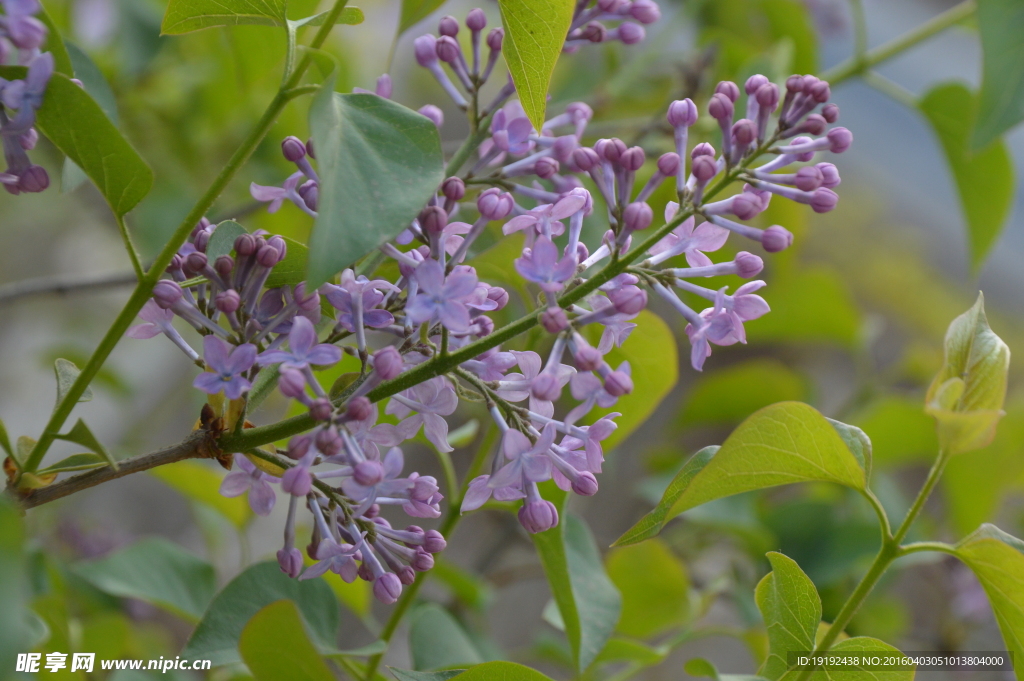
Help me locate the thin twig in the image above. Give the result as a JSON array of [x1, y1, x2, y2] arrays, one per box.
[[0, 271, 139, 305]]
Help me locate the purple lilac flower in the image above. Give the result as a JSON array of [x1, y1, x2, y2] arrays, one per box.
[[387, 377, 459, 452], [220, 454, 277, 516], [405, 259, 478, 333], [193, 335, 257, 399], [515, 237, 577, 293], [257, 316, 341, 369]]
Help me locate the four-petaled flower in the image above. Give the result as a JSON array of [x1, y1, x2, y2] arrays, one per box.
[[489, 424, 558, 488], [257, 315, 341, 369], [300, 539, 361, 582], [515, 237, 578, 293], [193, 335, 257, 399], [649, 204, 729, 267], [405, 259, 478, 333], [220, 454, 277, 516]]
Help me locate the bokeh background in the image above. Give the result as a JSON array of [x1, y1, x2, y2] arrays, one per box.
[[1, 0, 1021, 679]]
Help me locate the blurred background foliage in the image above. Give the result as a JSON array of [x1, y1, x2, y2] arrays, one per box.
[[1, 0, 1022, 679]]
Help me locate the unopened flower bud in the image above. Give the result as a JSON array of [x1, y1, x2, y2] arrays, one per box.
[[827, 127, 853, 153], [572, 471, 599, 496], [620, 146, 645, 171], [214, 256, 234, 279], [186, 251, 208, 272], [731, 192, 761, 220], [623, 202, 653, 231], [816, 162, 840, 188], [810, 187, 839, 213], [438, 15, 459, 36], [278, 367, 307, 399], [657, 152, 681, 176], [531, 373, 562, 402], [756, 82, 780, 110], [630, 0, 661, 24], [691, 142, 715, 158], [821, 103, 840, 123], [277, 547, 303, 578], [298, 180, 318, 211], [617, 22, 645, 44], [745, 74, 769, 95], [598, 138, 626, 163], [580, 21, 606, 42], [374, 346, 404, 380], [786, 74, 805, 93], [306, 139, 316, 159], [708, 92, 734, 122], [466, 8, 487, 31], [315, 428, 343, 457], [795, 165, 823, 191], [715, 80, 740, 102], [256, 245, 281, 268], [574, 345, 603, 372], [572, 146, 600, 171], [604, 370, 633, 396], [418, 104, 444, 128], [282, 464, 312, 496], [354, 460, 385, 486], [19, 128, 38, 151], [442, 176, 466, 202], [477, 187, 513, 220], [235, 233, 258, 256], [473, 315, 495, 336], [691, 155, 718, 182], [667, 98, 698, 129], [153, 280, 183, 309], [281, 136, 306, 162], [732, 118, 755, 146], [414, 35, 438, 66], [345, 396, 373, 421], [540, 307, 569, 333], [435, 35, 461, 63], [397, 565, 417, 585], [423, 529, 447, 553], [518, 500, 559, 534], [800, 113, 827, 136], [310, 397, 333, 421], [734, 251, 764, 278], [193, 230, 211, 253], [411, 548, 435, 571], [287, 435, 312, 461], [761, 225, 793, 252], [19, 165, 48, 193], [419, 206, 448, 235], [609, 286, 647, 315], [374, 573, 403, 604], [535, 155, 560, 179], [808, 79, 831, 102], [215, 289, 241, 313], [486, 27, 504, 51], [487, 286, 509, 310]]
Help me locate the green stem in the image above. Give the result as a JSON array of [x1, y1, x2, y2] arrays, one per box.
[[849, 0, 868, 62], [445, 108, 497, 177], [821, 0, 976, 85], [21, 3, 349, 474], [795, 451, 950, 681], [115, 214, 144, 279]]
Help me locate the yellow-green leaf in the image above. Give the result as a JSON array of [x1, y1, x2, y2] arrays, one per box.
[[162, 0, 363, 34], [239, 600, 335, 681], [497, 0, 575, 131], [150, 460, 252, 528], [605, 539, 690, 639]]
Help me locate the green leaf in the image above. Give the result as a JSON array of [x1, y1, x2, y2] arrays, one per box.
[[920, 84, 1014, 270], [0, 418, 12, 458], [850, 396, 937, 466], [782, 638, 915, 681], [615, 402, 867, 546], [497, 0, 575, 131], [183, 561, 339, 665], [239, 600, 335, 681], [150, 460, 252, 528], [747, 268, 860, 347], [37, 452, 108, 474], [755, 552, 820, 680], [264, 236, 310, 288], [397, 0, 447, 35], [586, 309, 677, 450], [924, 293, 1010, 454], [308, 90, 443, 287], [973, 0, 1024, 148], [54, 418, 118, 470], [54, 358, 93, 407], [207, 220, 248, 260], [390, 670, 465, 681], [16, 71, 152, 217], [62, 42, 121, 193], [451, 662, 554, 680], [247, 364, 282, 413], [593, 638, 668, 667], [681, 359, 807, 426], [532, 507, 621, 673], [161, 0, 363, 34], [72, 538, 216, 621], [686, 657, 768, 681], [409, 603, 484, 671], [954, 524, 1024, 668], [605, 539, 690, 639]]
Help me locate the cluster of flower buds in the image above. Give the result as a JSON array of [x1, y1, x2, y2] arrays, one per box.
[[0, 0, 53, 194], [130, 0, 851, 590], [565, 0, 660, 50]]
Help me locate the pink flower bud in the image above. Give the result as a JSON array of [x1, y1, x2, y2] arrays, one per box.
[[623, 201, 653, 231], [234, 233, 258, 256], [354, 460, 385, 486], [215, 256, 234, 278], [535, 156, 560, 179], [518, 500, 559, 533], [666, 98, 698, 128], [423, 529, 447, 553], [411, 548, 435, 571], [438, 15, 459, 36], [756, 82, 780, 110], [435, 35, 461, 63], [794, 165, 823, 191], [574, 345, 604, 372], [152, 280, 183, 309], [486, 27, 504, 51], [691, 155, 718, 183], [598, 138, 626, 163], [580, 21, 606, 42], [397, 566, 417, 585], [708, 93, 734, 122], [374, 346, 404, 380], [419, 205, 448, 235], [540, 307, 569, 333], [315, 428, 343, 457], [620, 146, 646, 171], [531, 373, 562, 402], [734, 251, 764, 278], [477, 187, 513, 220], [193, 230, 211, 253], [277, 547, 303, 578], [715, 80, 740, 102], [282, 464, 312, 496], [604, 370, 633, 396], [657, 152, 681, 176], [609, 285, 647, 314], [572, 471, 599, 496], [816, 162, 840, 188], [629, 0, 661, 24], [810, 187, 839, 213], [281, 136, 306, 162], [466, 8, 487, 31], [821, 103, 840, 123], [309, 397, 333, 421], [691, 142, 715, 158], [414, 35, 438, 66], [256, 245, 281, 268], [572, 147, 600, 171], [278, 367, 307, 399], [827, 127, 852, 153], [373, 573, 403, 604], [346, 396, 373, 421], [215, 289, 241, 313], [418, 104, 444, 128], [487, 286, 509, 310], [786, 75, 805, 93], [731, 119, 755, 146], [442, 176, 465, 201], [731, 192, 761, 220], [761, 225, 793, 252], [617, 22, 645, 44], [186, 251, 208, 272], [287, 434, 312, 460]]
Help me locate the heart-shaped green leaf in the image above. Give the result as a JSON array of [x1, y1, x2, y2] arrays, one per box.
[[239, 600, 335, 681]]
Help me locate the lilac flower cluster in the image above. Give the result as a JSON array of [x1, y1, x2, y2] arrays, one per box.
[[129, 5, 851, 602], [0, 0, 53, 194]]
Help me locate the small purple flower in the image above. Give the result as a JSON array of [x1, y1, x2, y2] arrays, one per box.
[[300, 539, 361, 582], [648, 206, 729, 267], [460, 472, 526, 512], [0, 52, 52, 135], [0, 0, 47, 50], [405, 259, 478, 333], [503, 193, 588, 238], [387, 377, 459, 452], [342, 447, 414, 514], [515, 237, 577, 293], [257, 316, 341, 369], [220, 454, 277, 516], [489, 424, 558, 488], [193, 336, 257, 399], [496, 351, 574, 418]]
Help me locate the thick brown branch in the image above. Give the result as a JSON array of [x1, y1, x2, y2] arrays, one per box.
[[12, 430, 216, 510]]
